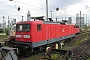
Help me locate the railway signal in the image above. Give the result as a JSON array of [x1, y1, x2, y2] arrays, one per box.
[[17, 6, 20, 11], [10, 0, 13, 1], [10, 0, 20, 11], [56, 7, 59, 11]]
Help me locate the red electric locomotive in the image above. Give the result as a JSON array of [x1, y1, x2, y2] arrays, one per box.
[[75, 25, 80, 34], [13, 17, 80, 54]]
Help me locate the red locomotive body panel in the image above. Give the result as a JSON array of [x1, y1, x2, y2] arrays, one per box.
[[15, 20, 79, 48], [55, 24, 60, 38], [50, 24, 56, 39], [75, 27, 80, 34]]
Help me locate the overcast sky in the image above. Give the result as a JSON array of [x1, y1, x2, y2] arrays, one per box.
[[0, 0, 90, 24]]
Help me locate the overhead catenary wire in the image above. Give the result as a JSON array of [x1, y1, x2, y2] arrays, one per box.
[[0, 0, 83, 14], [0, 8, 26, 14], [0, 1, 9, 4], [61, 0, 90, 22], [0, 8, 26, 20], [10, 0, 60, 20], [38, 0, 90, 18], [74, 0, 89, 7], [0, 1, 44, 16], [13, 0, 46, 10], [0, 0, 46, 15], [63, 0, 85, 8], [63, 0, 90, 12], [0, 8, 38, 17], [0, 0, 90, 19], [0, 0, 45, 10], [0, 0, 90, 12], [74, 0, 90, 12]]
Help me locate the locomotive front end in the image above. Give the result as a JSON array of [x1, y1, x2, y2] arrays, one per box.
[[14, 22, 32, 55], [16, 24, 31, 42]]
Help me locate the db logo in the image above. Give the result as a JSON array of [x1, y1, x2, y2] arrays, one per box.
[[62, 29, 64, 32]]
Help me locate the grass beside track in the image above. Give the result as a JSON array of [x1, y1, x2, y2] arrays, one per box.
[[1, 31, 90, 60], [49, 35, 90, 60], [62, 35, 90, 50], [0, 35, 8, 41], [28, 54, 43, 60], [87, 58, 90, 60], [28, 35, 90, 60]]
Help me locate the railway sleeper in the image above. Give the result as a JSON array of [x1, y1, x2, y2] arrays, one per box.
[[70, 56, 86, 59], [43, 49, 68, 60]]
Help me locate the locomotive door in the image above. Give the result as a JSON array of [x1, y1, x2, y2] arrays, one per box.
[[46, 27, 50, 40]]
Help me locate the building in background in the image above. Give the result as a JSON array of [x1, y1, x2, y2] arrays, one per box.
[[4, 21, 6, 28], [68, 17, 72, 24], [76, 13, 79, 17], [0, 23, 3, 28], [76, 13, 84, 27], [12, 18, 16, 25], [76, 17, 84, 27], [0, 23, 6, 28]]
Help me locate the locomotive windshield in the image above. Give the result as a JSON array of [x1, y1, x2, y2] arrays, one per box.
[[16, 24, 30, 32]]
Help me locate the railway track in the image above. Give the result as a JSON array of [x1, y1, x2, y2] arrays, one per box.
[[75, 31, 90, 42], [71, 39, 90, 60], [0, 31, 90, 60], [42, 32, 90, 60], [18, 50, 46, 60], [64, 38, 90, 60], [42, 39, 90, 60]]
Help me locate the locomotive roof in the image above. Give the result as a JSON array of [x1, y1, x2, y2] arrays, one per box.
[[17, 16, 74, 25], [17, 20, 43, 24], [17, 20, 74, 25], [43, 21, 64, 24]]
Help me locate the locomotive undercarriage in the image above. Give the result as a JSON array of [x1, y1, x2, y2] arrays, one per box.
[[5, 36, 75, 56], [10, 41, 46, 56], [12, 42, 32, 56], [10, 42, 59, 56]]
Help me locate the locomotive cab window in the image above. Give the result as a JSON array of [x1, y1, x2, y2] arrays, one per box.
[[37, 24, 41, 31], [16, 24, 30, 32]]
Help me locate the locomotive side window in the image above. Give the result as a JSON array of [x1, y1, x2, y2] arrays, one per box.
[[37, 24, 41, 31], [16, 24, 30, 32]]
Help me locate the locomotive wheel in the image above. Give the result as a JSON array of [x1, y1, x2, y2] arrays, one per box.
[[18, 48, 32, 56], [0, 42, 5, 47]]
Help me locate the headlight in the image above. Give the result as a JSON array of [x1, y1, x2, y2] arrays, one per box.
[[16, 35, 21, 38], [24, 35, 30, 38]]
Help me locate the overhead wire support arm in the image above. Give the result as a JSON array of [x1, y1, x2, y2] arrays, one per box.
[[0, 1, 9, 4], [46, 0, 48, 21]]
